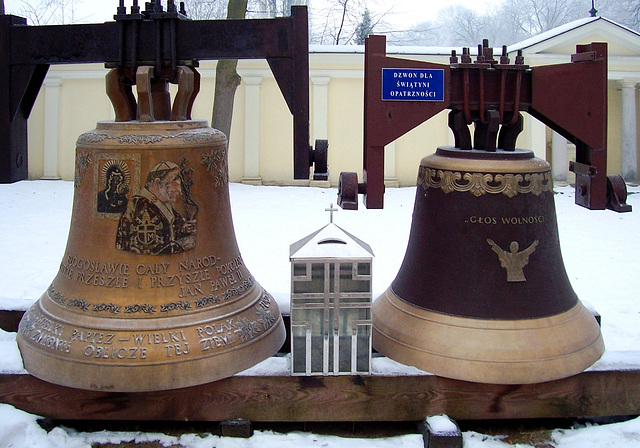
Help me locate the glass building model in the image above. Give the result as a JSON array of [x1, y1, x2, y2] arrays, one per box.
[[289, 216, 374, 376]]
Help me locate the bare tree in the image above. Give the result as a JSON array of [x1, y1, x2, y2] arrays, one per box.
[[598, 0, 640, 30], [211, 0, 248, 142], [434, 5, 501, 46], [428, 0, 600, 47], [382, 20, 445, 46], [249, 0, 293, 17], [11, 0, 85, 24], [497, 0, 585, 39], [182, 0, 227, 20], [384, 0, 639, 47], [178, 0, 248, 142], [310, 0, 389, 45]]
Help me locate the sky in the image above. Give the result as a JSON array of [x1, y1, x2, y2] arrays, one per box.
[[364, 0, 498, 30], [2, 0, 499, 29]]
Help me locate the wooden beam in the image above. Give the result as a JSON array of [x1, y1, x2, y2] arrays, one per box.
[[1, 368, 639, 422], [3, 311, 636, 421]]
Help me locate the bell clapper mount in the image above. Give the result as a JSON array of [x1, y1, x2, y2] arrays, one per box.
[[338, 36, 631, 213], [107, 0, 200, 124]]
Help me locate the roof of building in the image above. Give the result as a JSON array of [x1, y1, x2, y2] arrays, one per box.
[[289, 222, 374, 260], [508, 16, 640, 53]]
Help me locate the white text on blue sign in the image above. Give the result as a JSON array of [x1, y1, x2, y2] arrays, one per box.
[[382, 68, 445, 102]]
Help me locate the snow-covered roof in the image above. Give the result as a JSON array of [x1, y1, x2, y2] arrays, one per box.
[[310, 44, 457, 56], [508, 16, 640, 53], [289, 222, 374, 260]]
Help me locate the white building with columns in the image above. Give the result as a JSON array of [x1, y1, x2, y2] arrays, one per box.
[[25, 16, 640, 187]]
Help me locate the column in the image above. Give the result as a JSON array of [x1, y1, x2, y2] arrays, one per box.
[[311, 76, 330, 141], [310, 76, 331, 187], [620, 80, 638, 183], [525, 115, 547, 161], [242, 76, 263, 185], [551, 131, 568, 184], [42, 76, 62, 180], [384, 141, 399, 187]]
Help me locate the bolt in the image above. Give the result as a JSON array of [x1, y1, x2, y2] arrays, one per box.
[[500, 45, 509, 64], [450, 50, 458, 64], [476, 44, 485, 63], [462, 47, 471, 64]]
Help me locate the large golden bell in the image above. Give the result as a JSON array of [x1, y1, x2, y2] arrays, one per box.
[[372, 147, 604, 384], [17, 68, 285, 392]]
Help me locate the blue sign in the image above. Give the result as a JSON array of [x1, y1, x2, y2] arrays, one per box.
[[381, 68, 445, 102]]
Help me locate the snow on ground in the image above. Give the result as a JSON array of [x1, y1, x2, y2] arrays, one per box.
[[0, 180, 639, 447]]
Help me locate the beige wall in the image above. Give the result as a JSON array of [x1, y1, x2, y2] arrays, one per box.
[[25, 43, 639, 186]]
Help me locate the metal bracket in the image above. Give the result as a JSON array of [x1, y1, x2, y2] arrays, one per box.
[[606, 174, 632, 212]]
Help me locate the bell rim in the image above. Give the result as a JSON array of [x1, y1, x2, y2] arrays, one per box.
[[17, 315, 286, 392], [17, 285, 287, 391], [17, 311, 285, 369], [372, 288, 605, 384]]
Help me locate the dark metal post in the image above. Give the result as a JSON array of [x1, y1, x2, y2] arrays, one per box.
[[292, 6, 310, 180], [0, 15, 49, 183]]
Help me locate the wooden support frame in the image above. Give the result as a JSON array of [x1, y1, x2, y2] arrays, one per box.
[[2, 251, 630, 412], [0, 6, 311, 182], [1, 367, 640, 422], [1, 309, 639, 421]]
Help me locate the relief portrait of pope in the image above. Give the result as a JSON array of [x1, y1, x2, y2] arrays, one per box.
[[116, 160, 197, 255]]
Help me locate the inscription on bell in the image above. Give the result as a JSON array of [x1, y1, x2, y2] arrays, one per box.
[[25, 285, 274, 365], [179, 255, 220, 271], [198, 319, 238, 351], [20, 311, 70, 354], [70, 329, 115, 344], [136, 263, 170, 275], [60, 251, 246, 306], [60, 255, 130, 288], [130, 330, 187, 344], [465, 214, 546, 225], [83, 345, 148, 360]]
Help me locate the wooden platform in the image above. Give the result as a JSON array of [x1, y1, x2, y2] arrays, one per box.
[[2, 367, 640, 422], [2, 310, 640, 422]]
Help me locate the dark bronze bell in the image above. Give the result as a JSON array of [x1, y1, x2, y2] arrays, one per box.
[[372, 146, 604, 384], [16, 66, 285, 391]]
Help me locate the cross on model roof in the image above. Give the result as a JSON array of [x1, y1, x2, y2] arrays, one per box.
[[325, 203, 339, 223]]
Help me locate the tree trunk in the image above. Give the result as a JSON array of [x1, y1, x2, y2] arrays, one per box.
[[211, 0, 248, 141]]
